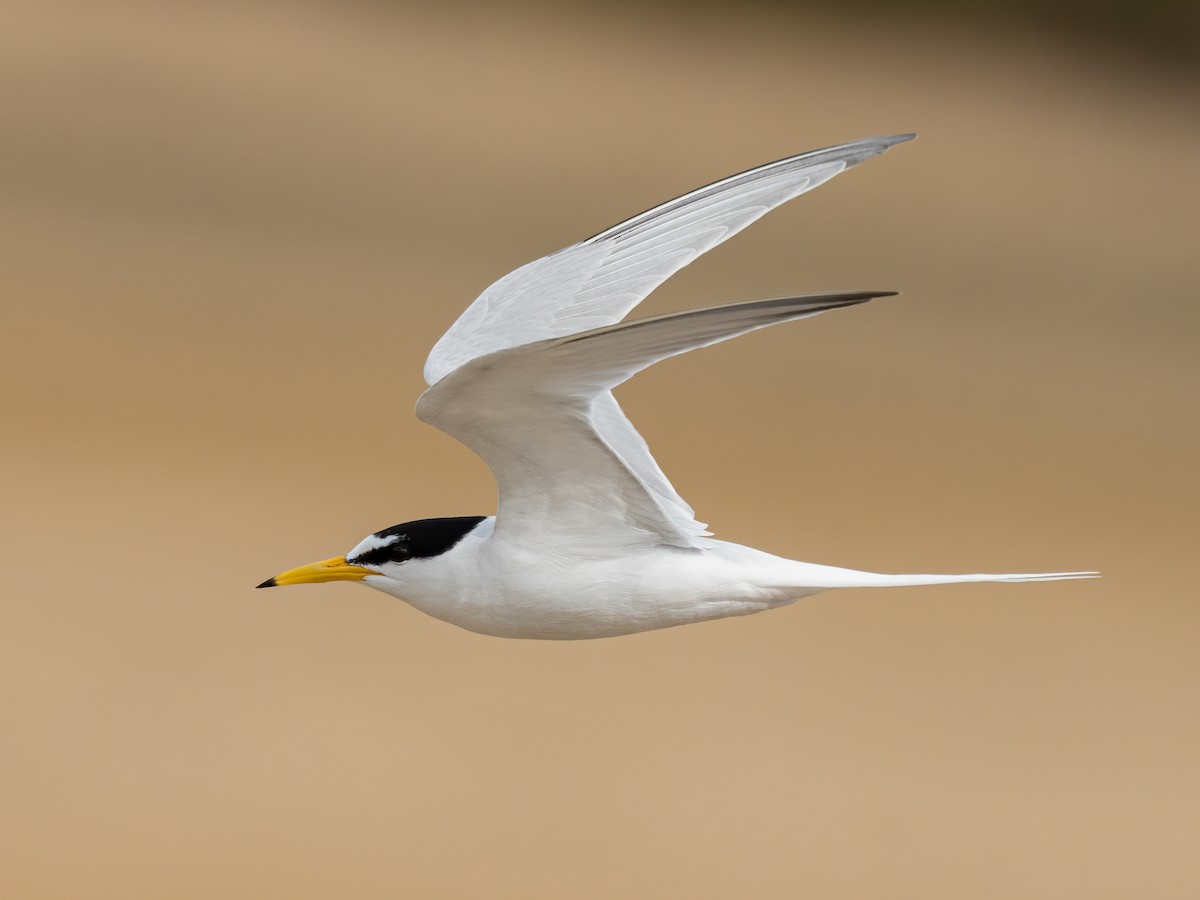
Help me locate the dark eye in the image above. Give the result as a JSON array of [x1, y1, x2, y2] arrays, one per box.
[[350, 537, 410, 567]]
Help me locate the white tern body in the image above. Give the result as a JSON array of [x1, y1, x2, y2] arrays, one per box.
[[260, 134, 1095, 638]]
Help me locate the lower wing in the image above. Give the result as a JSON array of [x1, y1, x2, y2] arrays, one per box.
[[416, 291, 893, 556]]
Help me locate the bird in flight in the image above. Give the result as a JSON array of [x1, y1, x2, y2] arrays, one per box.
[[258, 134, 1094, 639]]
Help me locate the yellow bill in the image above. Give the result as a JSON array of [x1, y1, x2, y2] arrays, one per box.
[[256, 556, 375, 589]]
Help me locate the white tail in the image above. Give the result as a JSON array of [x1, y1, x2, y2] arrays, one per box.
[[761, 556, 1100, 590], [839, 571, 1099, 588]]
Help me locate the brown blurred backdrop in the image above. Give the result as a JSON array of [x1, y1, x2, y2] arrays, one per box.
[[2, 2, 1197, 898]]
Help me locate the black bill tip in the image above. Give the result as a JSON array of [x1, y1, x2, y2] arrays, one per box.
[[255, 577, 277, 589]]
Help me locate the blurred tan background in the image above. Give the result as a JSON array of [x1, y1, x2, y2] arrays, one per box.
[[2, 1, 1197, 897]]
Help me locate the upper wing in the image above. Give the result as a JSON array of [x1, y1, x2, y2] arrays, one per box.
[[416, 292, 892, 555], [422, 134, 915, 385]]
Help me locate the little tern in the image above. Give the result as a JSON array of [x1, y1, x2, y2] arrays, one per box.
[[258, 134, 1094, 639]]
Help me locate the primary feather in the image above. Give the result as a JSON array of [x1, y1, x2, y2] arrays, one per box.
[[423, 134, 915, 385]]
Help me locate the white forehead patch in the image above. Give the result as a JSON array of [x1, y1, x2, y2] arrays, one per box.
[[348, 532, 401, 559]]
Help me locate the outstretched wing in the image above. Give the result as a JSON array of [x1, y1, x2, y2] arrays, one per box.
[[422, 134, 915, 385], [417, 292, 894, 555]]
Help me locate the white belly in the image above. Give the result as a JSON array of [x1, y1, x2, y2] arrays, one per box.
[[366, 533, 818, 640]]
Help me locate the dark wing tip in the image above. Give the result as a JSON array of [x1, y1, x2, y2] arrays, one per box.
[[822, 289, 900, 304], [872, 133, 917, 149], [795, 289, 900, 316], [255, 577, 277, 589]]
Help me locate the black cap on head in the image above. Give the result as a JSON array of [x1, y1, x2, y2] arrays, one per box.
[[348, 516, 487, 567]]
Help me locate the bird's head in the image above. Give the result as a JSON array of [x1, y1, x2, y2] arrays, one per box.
[[256, 516, 487, 591]]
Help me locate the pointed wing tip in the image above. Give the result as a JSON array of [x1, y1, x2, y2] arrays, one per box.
[[862, 134, 918, 158], [830, 133, 916, 171], [839, 289, 901, 304]]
